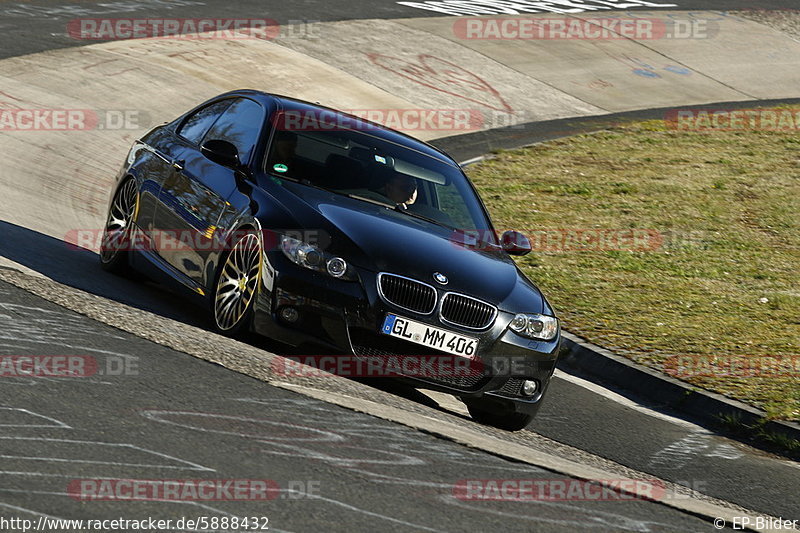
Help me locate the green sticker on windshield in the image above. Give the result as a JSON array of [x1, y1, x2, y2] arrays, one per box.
[[273, 163, 288, 173]]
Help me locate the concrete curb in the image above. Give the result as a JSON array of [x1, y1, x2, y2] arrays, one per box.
[[431, 97, 800, 162]]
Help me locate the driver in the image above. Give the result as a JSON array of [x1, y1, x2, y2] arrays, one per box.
[[273, 132, 298, 165], [381, 172, 417, 207], [341, 169, 418, 208]]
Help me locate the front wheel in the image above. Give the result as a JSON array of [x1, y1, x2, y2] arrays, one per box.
[[211, 231, 262, 336], [99, 178, 137, 275], [465, 402, 534, 431]]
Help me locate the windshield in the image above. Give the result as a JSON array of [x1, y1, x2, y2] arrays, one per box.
[[265, 113, 494, 235]]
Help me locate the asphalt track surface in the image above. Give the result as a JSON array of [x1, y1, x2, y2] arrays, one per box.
[[0, 0, 799, 530]]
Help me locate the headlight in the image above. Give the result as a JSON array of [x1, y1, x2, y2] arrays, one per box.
[[509, 313, 559, 341], [279, 235, 355, 281]]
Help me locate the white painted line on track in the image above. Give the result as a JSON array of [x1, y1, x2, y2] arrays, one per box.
[[0, 407, 71, 429]]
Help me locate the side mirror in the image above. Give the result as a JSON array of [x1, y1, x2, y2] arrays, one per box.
[[201, 139, 241, 169], [501, 230, 532, 256]]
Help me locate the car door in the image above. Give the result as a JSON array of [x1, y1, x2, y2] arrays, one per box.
[[154, 97, 267, 288], [142, 98, 232, 245]]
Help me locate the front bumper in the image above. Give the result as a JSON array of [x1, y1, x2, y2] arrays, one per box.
[[253, 252, 560, 415]]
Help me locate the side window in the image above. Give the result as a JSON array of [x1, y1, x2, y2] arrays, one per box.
[[203, 98, 266, 165], [177, 100, 233, 144]]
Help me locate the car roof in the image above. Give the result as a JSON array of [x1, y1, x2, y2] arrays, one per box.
[[213, 89, 459, 168]]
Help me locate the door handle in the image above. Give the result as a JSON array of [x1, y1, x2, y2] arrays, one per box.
[[172, 159, 185, 171]]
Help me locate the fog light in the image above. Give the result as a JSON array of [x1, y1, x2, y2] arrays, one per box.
[[326, 257, 347, 278], [522, 379, 538, 397], [279, 306, 299, 323]]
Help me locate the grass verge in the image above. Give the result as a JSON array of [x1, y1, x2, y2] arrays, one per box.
[[466, 117, 799, 421]]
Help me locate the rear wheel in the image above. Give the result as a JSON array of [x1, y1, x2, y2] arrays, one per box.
[[100, 178, 137, 274], [465, 402, 534, 431], [212, 231, 261, 336]]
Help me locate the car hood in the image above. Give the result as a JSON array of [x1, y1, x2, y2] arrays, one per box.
[[273, 181, 546, 314]]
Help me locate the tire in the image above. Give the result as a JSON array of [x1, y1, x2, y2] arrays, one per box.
[[466, 402, 534, 431], [211, 230, 262, 336], [99, 178, 138, 275]]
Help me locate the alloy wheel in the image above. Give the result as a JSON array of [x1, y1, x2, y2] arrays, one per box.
[[214, 233, 261, 331]]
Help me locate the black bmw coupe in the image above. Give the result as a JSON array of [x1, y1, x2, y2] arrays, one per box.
[[101, 90, 561, 430]]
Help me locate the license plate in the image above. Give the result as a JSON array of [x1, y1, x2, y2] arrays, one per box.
[[381, 314, 478, 359]]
